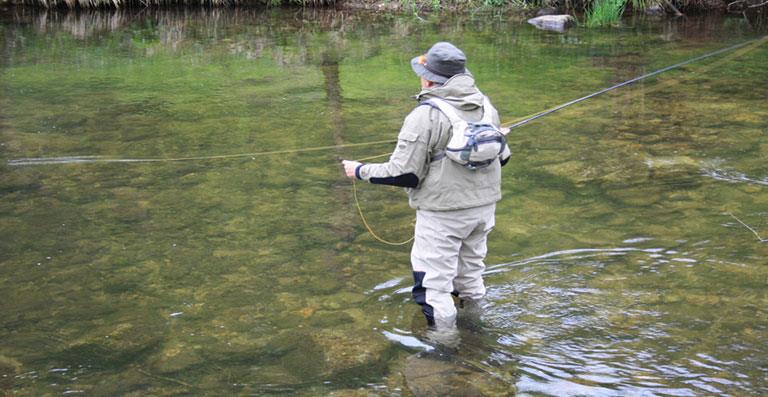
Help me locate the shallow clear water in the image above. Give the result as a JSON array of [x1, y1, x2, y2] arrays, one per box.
[[1, 7, 766, 396]]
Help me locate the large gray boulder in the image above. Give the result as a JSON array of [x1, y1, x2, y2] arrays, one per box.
[[527, 14, 577, 32]]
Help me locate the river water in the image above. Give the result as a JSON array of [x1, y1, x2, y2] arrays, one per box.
[[0, 7, 766, 396]]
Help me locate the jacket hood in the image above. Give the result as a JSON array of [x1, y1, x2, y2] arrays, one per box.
[[415, 74, 484, 111]]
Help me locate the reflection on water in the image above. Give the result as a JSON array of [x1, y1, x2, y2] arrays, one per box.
[[374, 241, 766, 396], [484, 244, 751, 396], [1, 6, 767, 396], [704, 166, 768, 186]]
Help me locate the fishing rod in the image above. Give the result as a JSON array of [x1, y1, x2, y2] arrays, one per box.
[[358, 35, 768, 245], [7, 36, 766, 168], [501, 35, 768, 131], [335, 34, 768, 167]]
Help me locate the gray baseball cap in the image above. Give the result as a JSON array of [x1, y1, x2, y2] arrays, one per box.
[[410, 42, 469, 84]]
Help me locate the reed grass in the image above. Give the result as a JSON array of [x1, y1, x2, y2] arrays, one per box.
[[16, 0, 549, 9], [9, 0, 722, 25], [586, 0, 627, 26], [19, 0, 334, 8]]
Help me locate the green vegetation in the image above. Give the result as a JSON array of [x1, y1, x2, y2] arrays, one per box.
[[2, 6, 766, 396], [9, 0, 747, 30], [586, 0, 628, 27], [9, 0, 748, 32], [6, 0, 708, 16], [584, 0, 666, 27], [13, 0, 335, 7]]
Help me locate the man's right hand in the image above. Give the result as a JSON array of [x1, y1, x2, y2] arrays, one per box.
[[341, 160, 362, 179]]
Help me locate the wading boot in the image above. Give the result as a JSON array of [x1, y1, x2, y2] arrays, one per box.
[[458, 298, 489, 333]]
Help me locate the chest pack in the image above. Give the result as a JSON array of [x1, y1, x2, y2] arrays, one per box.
[[422, 96, 508, 170]]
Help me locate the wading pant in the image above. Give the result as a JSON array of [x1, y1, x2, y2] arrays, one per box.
[[411, 203, 495, 328]]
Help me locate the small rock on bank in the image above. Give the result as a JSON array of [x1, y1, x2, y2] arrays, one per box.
[[527, 15, 576, 32]]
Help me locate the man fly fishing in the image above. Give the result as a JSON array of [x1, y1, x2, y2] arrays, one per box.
[[342, 42, 511, 342]]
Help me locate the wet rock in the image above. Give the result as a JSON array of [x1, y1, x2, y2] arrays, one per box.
[[404, 353, 513, 396], [148, 342, 204, 374], [663, 190, 706, 212], [54, 320, 163, 369], [606, 185, 663, 207], [307, 273, 345, 295], [325, 389, 387, 396], [0, 355, 22, 391], [527, 15, 576, 33], [543, 160, 598, 184], [307, 311, 355, 328], [312, 328, 389, 373], [643, 155, 703, 182], [266, 331, 325, 379], [103, 264, 149, 294], [320, 292, 366, 310]]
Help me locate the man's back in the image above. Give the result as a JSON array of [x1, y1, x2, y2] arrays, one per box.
[[405, 74, 506, 211]]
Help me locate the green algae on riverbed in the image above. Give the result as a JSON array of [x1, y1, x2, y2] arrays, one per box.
[[1, 8, 767, 396]]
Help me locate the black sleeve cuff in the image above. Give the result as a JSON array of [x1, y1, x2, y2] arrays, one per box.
[[369, 173, 419, 188]]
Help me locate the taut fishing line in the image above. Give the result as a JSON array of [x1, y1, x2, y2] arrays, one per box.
[[500, 35, 768, 131], [6, 36, 767, 245], [8, 36, 765, 168], [6, 139, 397, 166], [354, 35, 767, 245]]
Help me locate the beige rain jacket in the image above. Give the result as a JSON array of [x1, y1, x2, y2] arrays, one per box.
[[356, 74, 511, 211]]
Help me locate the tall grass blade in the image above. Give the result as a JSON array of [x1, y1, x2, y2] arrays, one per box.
[[586, 0, 627, 26]]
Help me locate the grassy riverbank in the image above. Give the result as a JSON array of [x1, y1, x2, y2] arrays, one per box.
[[5, 0, 732, 12], [7, 0, 764, 31]]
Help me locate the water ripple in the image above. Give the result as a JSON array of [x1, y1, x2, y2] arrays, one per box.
[[703, 167, 768, 186], [366, 240, 765, 396]]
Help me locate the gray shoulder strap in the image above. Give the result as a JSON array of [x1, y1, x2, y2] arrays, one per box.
[[480, 95, 495, 124], [424, 97, 465, 126], [426, 96, 495, 126]]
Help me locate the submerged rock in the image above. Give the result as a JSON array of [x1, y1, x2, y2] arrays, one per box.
[[54, 320, 164, 369], [312, 327, 390, 374], [404, 353, 514, 396], [643, 155, 705, 182], [148, 342, 204, 374], [0, 355, 22, 391], [527, 15, 576, 32], [266, 331, 326, 379]]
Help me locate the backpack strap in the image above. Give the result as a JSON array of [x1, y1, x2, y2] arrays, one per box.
[[420, 97, 486, 163], [420, 98, 467, 163], [421, 97, 466, 127], [479, 95, 495, 125], [422, 95, 495, 126]]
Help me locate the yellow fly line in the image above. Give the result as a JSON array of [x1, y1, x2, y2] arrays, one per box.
[[350, 35, 767, 246], [7, 139, 398, 166], [498, 35, 768, 131], [352, 179, 415, 246], [10, 36, 766, 168], [7, 36, 766, 246]]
